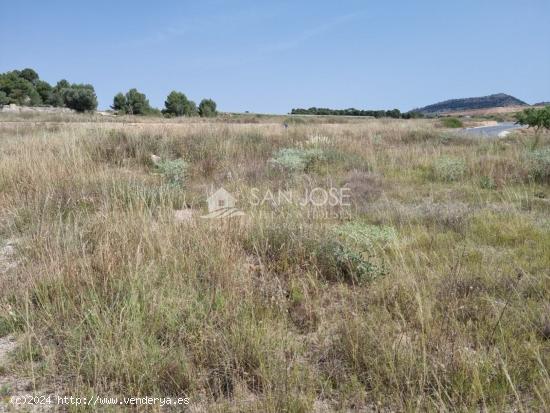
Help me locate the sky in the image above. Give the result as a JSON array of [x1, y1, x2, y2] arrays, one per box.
[[1, 0, 549, 113]]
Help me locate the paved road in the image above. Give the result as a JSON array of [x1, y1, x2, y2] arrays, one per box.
[[462, 122, 526, 137]]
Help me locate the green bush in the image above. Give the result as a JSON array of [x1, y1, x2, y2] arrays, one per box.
[[155, 159, 188, 186], [527, 148, 550, 182], [441, 117, 463, 128], [319, 222, 396, 283], [433, 156, 467, 181], [334, 222, 397, 249], [241, 218, 381, 284], [270, 148, 325, 173], [315, 240, 379, 284]]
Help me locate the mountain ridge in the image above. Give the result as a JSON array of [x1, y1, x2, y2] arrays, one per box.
[[413, 93, 528, 115]]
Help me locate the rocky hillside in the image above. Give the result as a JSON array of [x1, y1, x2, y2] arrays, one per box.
[[413, 93, 527, 115]]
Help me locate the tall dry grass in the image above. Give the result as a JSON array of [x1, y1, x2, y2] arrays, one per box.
[[0, 115, 548, 411]]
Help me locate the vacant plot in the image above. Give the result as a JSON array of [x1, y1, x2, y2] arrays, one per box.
[[0, 114, 548, 411]]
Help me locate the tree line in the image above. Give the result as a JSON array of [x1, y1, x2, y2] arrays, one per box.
[[0, 68, 217, 117], [290, 107, 424, 119], [112, 89, 216, 117], [0, 68, 97, 112]]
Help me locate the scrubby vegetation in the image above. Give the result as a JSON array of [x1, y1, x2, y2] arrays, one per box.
[[440, 117, 463, 128], [0, 114, 548, 411], [433, 156, 467, 181]]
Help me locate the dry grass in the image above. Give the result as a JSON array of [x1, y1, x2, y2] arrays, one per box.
[[0, 114, 549, 411]]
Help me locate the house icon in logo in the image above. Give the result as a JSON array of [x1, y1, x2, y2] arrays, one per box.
[[201, 187, 246, 219]]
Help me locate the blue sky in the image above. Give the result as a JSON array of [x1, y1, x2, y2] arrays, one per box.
[[1, 0, 549, 113]]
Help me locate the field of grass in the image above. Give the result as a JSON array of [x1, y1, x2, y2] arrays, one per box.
[[0, 113, 549, 411]]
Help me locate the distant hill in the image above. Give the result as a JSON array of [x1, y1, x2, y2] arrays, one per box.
[[413, 93, 528, 115], [534, 101, 550, 106]]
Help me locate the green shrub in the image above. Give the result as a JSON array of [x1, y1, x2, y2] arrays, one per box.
[[433, 156, 467, 181], [270, 148, 325, 173], [155, 159, 187, 186], [334, 222, 397, 249], [527, 148, 550, 182], [315, 240, 380, 284], [318, 222, 396, 283], [441, 117, 463, 128], [241, 218, 381, 283]]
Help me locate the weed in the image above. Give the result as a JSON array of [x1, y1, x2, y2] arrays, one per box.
[[527, 147, 550, 182], [270, 148, 325, 173], [155, 158, 187, 186], [441, 117, 463, 128], [433, 156, 467, 181]]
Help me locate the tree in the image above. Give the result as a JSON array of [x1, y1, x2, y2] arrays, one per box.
[[387, 108, 401, 119], [0, 69, 98, 110], [62, 84, 97, 112], [112, 89, 151, 115], [125, 88, 150, 115], [35, 80, 53, 104], [19, 68, 39, 84], [0, 71, 42, 105], [163, 91, 197, 117], [516, 106, 550, 132], [50, 79, 71, 106], [112, 93, 127, 112], [198, 98, 217, 117], [187, 100, 197, 116], [0, 91, 8, 105], [55, 79, 70, 89]]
